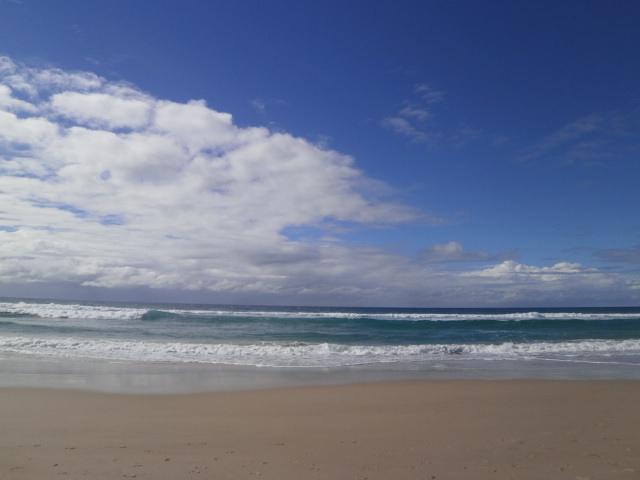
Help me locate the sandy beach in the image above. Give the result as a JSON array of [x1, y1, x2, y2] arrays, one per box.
[[1, 380, 639, 479]]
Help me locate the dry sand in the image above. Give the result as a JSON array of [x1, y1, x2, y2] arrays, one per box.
[[1, 380, 639, 479]]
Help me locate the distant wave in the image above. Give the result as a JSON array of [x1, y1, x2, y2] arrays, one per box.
[[141, 310, 180, 321], [1, 336, 639, 367], [1, 301, 640, 322], [0, 302, 147, 320]]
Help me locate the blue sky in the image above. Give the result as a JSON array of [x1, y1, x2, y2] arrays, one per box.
[[0, 0, 639, 306]]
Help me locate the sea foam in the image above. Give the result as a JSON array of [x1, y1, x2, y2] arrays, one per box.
[[1, 336, 639, 367], [1, 301, 639, 322]]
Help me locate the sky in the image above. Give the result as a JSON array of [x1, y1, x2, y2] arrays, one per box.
[[0, 0, 639, 307]]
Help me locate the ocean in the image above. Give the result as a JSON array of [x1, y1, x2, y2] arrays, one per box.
[[1, 299, 640, 370]]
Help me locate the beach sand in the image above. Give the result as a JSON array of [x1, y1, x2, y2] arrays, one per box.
[[1, 380, 639, 479]]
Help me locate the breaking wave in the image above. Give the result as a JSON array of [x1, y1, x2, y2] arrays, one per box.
[[1, 336, 639, 367], [1, 301, 640, 322]]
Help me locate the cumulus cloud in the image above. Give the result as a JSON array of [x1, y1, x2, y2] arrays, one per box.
[[0, 56, 422, 300], [50, 91, 152, 129], [0, 84, 36, 113], [421, 241, 510, 263], [452, 260, 640, 305], [464, 260, 590, 281], [0, 56, 638, 306]]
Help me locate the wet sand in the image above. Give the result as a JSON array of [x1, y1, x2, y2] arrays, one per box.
[[1, 380, 639, 479]]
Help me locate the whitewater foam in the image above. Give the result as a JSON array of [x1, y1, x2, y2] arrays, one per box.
[[0, 302, 146, 320], [2, 301, 640, 322], [1, 336, 639, 367]]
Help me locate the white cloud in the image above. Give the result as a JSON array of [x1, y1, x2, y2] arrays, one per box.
[[451, 260, 638, 305], [50, 92, 152, 129], [517, 112, 640, 165], [248, 97, 286, 114], [250, 98, 266, 113], [421, 241, 498, 263], [0, 56, 426, 302], [0, 56, 638, 306], [464, 260, 590, 281], [414, 83, 445, 104], [0, 109, 59, 146], [0, 85, 37, 113], [382, 84, 445, 143], [399, 104, 429, 121], [381, 116, 428, 142]]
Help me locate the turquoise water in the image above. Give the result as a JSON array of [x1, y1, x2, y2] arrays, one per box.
[[1, 299, 640, 368]]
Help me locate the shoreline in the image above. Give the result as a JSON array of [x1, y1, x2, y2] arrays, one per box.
[[3, 352, 640, 394], [5, 376, 640, 396], [2, 380, 639, 479]]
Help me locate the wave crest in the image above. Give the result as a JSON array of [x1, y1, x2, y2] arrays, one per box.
[[1, 301, 639, 322], [1, 336, 639, 367]]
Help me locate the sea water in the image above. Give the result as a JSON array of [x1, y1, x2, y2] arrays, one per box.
[[0, 299, 639, 391]]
